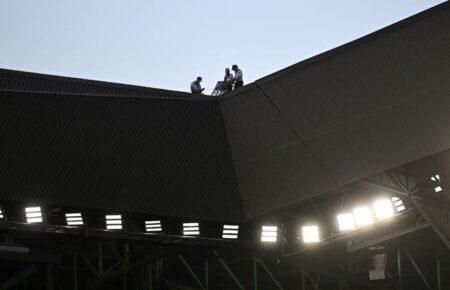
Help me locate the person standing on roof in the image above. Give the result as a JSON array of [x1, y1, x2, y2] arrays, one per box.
[[190, 76, 205, 94], [232, 65, 243, 89], [223, 68, 234, 92]]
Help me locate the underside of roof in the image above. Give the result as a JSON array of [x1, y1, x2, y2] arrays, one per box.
[[0, 2, 449, 222]]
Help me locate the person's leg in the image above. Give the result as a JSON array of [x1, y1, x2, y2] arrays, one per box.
[[234, 81, 243, 89]]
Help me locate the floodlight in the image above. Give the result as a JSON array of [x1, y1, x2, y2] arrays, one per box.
[[337, 213, 356, 231], [25, 207, 42, 223], [353, 207, 374, 227], [431, 174, 440, 182], [302, 225, 319, 243], [261, 225, 278, 243], [391, 197, 405, 212], [183, 222, 199, 236], [434, 186, 443, 193], [222, 225, 239, 239], [145, 220, 162, 232], [373, 199, 394, 220], [65, 213, 84, 226], [0, 209, 3, 219], [105, 214, 122, 230]]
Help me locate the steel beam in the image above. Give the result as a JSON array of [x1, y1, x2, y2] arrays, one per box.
[[216, 256, 245, 290], [178, 255, 205, 290], [0, 264, 38, 290], [347, 222, 429, 252], [254, 258, 283, 290], [404, 249, 432, 290]]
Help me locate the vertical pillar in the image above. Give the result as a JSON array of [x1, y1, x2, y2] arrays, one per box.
[[148, 264, 153, 290], [73, 250, 78, 290], [205, 261, 209, 290], [397, 247, 402, 290], [301, 270, 305, 290], [253, 258, 258, 290], [123, 243, 130, 290], [46, 265, 55, 290], [437, 259, 441, 290], [97, 242, 103, 275]]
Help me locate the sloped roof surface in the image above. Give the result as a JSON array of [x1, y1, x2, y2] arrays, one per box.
[[220, 2, 450, 218], [0, 71, 243, 221], [1, 2, 449, 221]]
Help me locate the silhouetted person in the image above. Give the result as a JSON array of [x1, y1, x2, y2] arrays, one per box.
[[232, 65, 243, 89], [223, 68, 234, 92], [190, 76, 205, 94]]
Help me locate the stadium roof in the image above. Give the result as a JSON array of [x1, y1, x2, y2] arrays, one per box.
[[0, 2, 449, 221]]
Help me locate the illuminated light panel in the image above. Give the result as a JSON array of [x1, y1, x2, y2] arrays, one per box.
[[431, 174, 440, 182], [392, 197, 406, 212], [0, 209, 3, 219], [65, 213, 84, 226], [353, 207, 374, 227], [435, 186, 443, 193], [302, 225, 319, 243], [183, 222, 199, 236], [337, 213, 356, 231], [373, 199, 394, 220], [145, 220, 162, 232], [261, 225, 278, 243], [222, 225, 239, 239], [106, 214, 122, 230], [25, 207, 42, 223]]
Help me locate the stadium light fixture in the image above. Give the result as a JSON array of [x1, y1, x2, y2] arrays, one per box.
[[430, 174, 440, 182], [261, 225, 278, 243], [373, 199, 394, 220], [222, 225, 239, 239], [105, 214, 122, 230], [0, 209, 3, 219], [25, 207, 43, 223], [183, 222, 199, 236], [302, 225, 319, 243], [145, 220, 162, 232], [337, 213, 356, 231], [391, 197, 405, 212], [434, 186, 443, 193], [353, 207, 374, 227], [65, 213, 84, 226]]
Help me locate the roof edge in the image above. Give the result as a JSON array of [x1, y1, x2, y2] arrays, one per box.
[[0, 68, 215, 102]]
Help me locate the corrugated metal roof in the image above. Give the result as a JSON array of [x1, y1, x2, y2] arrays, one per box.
[[0, 88, 243, 221], [220, 2, 450, 218]]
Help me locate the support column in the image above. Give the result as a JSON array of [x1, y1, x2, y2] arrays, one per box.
[[204, 261, 209, 290], [46, 265, 55, 290], [73, 250, 78, 290], [97, 242, 103, 275], [253, 258, 257, 290], [437, 259, 441, 290], [397, 247, 402, 290]]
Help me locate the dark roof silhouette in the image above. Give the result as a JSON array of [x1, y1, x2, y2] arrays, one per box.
[[1, 2, 449, 221]]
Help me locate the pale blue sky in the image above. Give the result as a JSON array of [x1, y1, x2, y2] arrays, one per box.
[[0, 1, 445, 94]]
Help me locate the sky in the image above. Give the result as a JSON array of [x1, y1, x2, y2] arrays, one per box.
[[0, 0, 446, 94]]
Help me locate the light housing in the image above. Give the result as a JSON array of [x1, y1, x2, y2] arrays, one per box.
[[337, 213, 356, 231], [65, 213, 84, 226], [25, 207, 43, 223], [373, 199, 394, 220], [145, 220, 162, 232], [183, 222, 199, 236], [261, 225, 278, 243], [391, 197, 405, 212], [222, 225, 239, 239], [302, 225, 319, 243], [105, 214, 122, 230], [353, 207, 374, 227]]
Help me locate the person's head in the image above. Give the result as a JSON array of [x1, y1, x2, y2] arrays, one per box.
[[232, 64, 238, 72], [196, 76, 202, 83], [225, 68, 230, 74]]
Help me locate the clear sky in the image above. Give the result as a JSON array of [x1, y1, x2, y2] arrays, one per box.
[[0, 0, 445, 94]]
